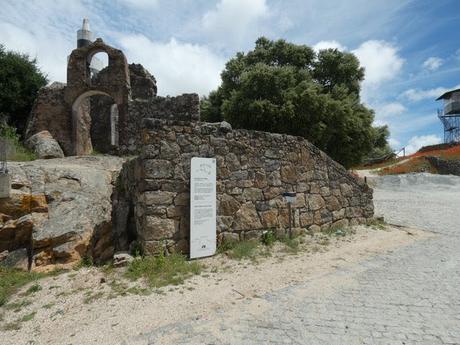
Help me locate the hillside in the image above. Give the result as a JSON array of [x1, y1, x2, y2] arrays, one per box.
[[359, 143, 460, 176]]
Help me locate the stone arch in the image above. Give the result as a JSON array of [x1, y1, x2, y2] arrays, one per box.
[[64, 38, 130, 155], [72, 90, 119, 155]]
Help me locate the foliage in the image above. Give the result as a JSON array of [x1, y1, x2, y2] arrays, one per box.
[[0, 44, 47, 135], [0, 267, 46, 307], [125, 253, 201, 288], [0, 120, 36, 161], [227, 240, 259, 260], [261, 230, 276, 246], [201, 37, 388, 168]]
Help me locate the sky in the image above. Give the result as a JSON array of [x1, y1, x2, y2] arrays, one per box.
[[1, 0, 460, 154]]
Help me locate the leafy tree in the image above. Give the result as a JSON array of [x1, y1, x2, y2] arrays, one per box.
[[0, 45, 48, 135], [201, 37, 388, 168]]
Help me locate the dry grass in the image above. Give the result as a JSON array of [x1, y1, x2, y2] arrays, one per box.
[[378, 156, 437, 175]]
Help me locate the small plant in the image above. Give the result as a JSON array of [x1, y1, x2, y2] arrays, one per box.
[[367, 217, 386, 230], [4, 299, 32, 312], [126, 253, 202, 288], [228, 240, 259, 260], [280, 236, 300, 254], [42, 302, 55, 309], [2, 321, 21, 331], [217, 238, 238, 253], [83, 291, 104, 304], [76, 256, 93, 269], [261, 230, 276, 246], [25, 284, 42, 295], [20, 311, 36, 322]]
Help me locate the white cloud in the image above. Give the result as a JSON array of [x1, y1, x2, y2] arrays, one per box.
[[405, 134, 442, 154], [374, 102, 406, 120], [352, 40, 404, 105], [117, 35, 225, 96], [352, 40, 404, 86], [422, 56, 443, 71], [402, 85, 460, 102], [202, 0, 269, 47], [313, 40, 346, 52], [119, 0, 159, 9], [388, 137, 401, 149]]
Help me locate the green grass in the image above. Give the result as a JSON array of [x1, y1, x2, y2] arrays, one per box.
[[125, 253, 202, 288], [279, 236, 300, 254], [20, 311, 35, 322], [2, 321, 21, 331], [367, 217, 386, 230], [227, 240, 259, 260], [83, 291, 104, 304], [4, 299, 31, 312], [0, 123, 36, 161], [0, 267, 46, 307]]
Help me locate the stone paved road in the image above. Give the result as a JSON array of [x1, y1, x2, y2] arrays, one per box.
[[123, 173, 460, 345]]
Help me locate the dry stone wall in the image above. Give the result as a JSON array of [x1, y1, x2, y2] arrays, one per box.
[[118, 118, 374, 255]]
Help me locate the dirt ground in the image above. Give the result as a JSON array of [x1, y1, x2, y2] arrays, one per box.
[[0, 224, 431, 345]]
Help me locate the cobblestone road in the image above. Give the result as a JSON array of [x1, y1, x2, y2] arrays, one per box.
[[124, 173, 460, 345]]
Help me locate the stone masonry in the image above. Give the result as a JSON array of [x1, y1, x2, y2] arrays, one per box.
[[114, 118, 374, 255]]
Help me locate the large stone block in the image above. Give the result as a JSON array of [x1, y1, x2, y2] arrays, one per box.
[[142, 216, 176, 240]]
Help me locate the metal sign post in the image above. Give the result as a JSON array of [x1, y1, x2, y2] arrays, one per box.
[[283, 192, 296, 238]]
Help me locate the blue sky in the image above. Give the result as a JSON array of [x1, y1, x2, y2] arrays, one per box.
[[1, 0, 459, 153]]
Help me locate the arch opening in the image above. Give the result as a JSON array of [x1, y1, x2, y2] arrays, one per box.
[[87, 51, 109, 82], [72, 90, 119, 155]]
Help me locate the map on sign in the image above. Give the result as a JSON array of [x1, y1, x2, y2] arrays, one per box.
[[190, 157, 216, 259]]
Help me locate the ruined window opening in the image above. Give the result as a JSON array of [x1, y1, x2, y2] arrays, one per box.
[[88, 51, 109, 82]]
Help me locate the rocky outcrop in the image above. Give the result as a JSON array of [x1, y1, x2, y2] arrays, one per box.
[[25, 130, 64, 159], [0, 156, 125, 271]]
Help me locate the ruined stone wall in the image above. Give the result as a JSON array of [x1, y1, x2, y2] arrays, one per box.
[[118, 119, 374, 255], [121, 94, 200, 154], [25, 83, 74, 155]]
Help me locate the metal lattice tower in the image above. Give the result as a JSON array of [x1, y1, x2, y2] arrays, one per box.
[[437, 88, 460, 144]]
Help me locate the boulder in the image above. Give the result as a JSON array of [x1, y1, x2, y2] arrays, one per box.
[[0, 156, 125, 270], [113, 252, 134, 267], [25, 130, 64, 159]]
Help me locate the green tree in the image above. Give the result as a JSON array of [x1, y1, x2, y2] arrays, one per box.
[[0, 44, 48, 135], [201, 37, 388, 168]]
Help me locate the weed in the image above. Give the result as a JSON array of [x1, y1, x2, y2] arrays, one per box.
[[42, 303, 55, 309], [217, 239, 238, 253], [227, 240, 259, 260], [83, 291, 104, 304], [4, 299, 31, 312], [126, 253, 202, 288], [20, 311, 36, 322], [261, 230, 276, 246], [24, 284, 42, 295], [2, 321, 21, 331], [280, 237, 300, 254], [367, 218, 386, 230], [0, 267, 46, 307], [75, 256, 93, 269]]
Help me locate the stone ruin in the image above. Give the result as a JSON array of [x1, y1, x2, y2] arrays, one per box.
[[6, 37, 374, 266]]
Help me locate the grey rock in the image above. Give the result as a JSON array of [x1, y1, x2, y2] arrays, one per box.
[[25, 130, 64, 159]]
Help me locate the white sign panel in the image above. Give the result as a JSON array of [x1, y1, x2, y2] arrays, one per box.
[[190, 157, 216, 259]]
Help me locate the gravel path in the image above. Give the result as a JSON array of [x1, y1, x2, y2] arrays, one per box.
[[124, 173, 460, 345]]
